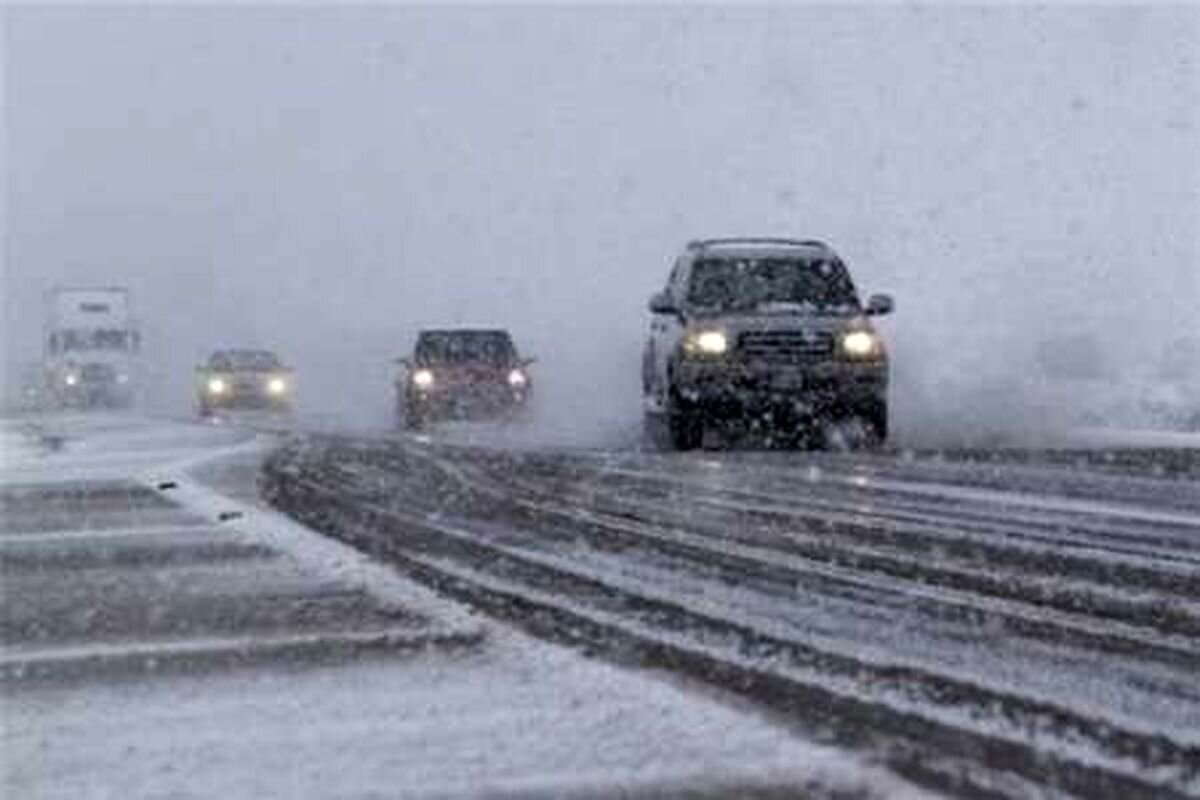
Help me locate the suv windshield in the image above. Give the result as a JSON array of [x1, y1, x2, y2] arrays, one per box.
[[687, 258, 860, 313], [416, 331, 516, 365], [210, 350, 283, 371]]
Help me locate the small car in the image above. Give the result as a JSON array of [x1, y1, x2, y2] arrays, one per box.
[[196, 349, 294, 416], [398, 329, 533, 429], [642, 238, 893, 449]]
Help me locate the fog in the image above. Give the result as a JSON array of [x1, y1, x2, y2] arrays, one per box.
[[3, 5, 1197, 446]]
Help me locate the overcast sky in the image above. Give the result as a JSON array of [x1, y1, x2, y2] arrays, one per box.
[[3, 4, 1197, 440]]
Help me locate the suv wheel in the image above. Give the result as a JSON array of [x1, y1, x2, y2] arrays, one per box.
[[666, 390, 703, 450], [644, 391, 703, 451], [668, 412, 702, 450], [863, 402, 889, 445]]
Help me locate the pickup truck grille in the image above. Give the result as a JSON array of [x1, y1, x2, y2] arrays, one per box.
[[738, 330, 835, 362]]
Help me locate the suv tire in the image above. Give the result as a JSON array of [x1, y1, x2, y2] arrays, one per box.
[[666, 389, 703, 450], [863, 401, 889, 445]]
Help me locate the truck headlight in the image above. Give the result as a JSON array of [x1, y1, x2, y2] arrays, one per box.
[[683, 330, 728, 357], [507, 369, 528, 388], [412, 369, 434, 389], [207, 377, 227, 395], [841, 330, 881, 359], [267, 377, 288, 395]]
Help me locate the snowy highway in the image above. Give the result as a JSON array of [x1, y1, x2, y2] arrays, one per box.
[[8, 5, 1199, 799], [260, 425, 1200, 799], [1, 414, 924, 800]]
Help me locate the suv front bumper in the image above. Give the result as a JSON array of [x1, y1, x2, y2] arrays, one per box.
[[406, 384, 530, 420], [674, 359, 887, 419]]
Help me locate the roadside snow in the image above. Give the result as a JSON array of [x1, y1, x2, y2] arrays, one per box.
[[5, 635, 923, 800]]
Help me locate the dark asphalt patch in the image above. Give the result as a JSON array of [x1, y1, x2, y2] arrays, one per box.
[[1, 477, 481, 688], [0, 482, 202, 534], [2, 558, 426, 647], [0, 530, 274, 572]]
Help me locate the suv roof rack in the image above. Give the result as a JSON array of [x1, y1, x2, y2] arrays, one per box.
[[686, 237, 829, 251]]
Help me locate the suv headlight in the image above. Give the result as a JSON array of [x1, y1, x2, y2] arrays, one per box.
[[682, 330, 728, 357], [841, 330, 882, 359]]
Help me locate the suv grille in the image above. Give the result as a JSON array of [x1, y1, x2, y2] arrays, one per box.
[[738, 330, 835, 362]]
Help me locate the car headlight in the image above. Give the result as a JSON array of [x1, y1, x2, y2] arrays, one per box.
[[412, 369, 435, 389], [683, 330, 728, 357], [64, 373, 79, 387], [841, 330, 880, 359], [207, 377, 227, 395], [507, 369, 528, 388], [267, 377, 288, 395]]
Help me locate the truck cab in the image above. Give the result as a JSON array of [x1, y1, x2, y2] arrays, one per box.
[[44, 288, 140, 410]]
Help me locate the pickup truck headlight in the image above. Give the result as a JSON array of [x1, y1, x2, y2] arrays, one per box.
[[841, 330, 881, 359], [682, 330, 728, 357]]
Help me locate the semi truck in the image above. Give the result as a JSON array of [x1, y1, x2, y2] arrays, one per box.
[[42, 287, 141, 410]]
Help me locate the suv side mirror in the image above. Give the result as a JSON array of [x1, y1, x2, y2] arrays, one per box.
[[865, 294, 894, 316], [648, 291, 680, 316]]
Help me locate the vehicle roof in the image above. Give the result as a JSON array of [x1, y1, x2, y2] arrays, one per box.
[[49, 286, 131, 294], [416, 328, 513, 338], [211, 348, 281, 357], [684, 238, 837, 260]]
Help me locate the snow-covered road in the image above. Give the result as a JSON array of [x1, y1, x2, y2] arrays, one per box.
[[1, 414, 919, 799], [262, 428, 1200, 799]]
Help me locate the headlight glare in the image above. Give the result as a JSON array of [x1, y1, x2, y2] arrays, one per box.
[[684, 330, 728, 356], [64, 373, 79, 387], [207, 377, 227, 395], [412, 369, 435, 389], [507, 369, 528, 388], [267, 377, 288, 395], [842, 330, 879, 358]]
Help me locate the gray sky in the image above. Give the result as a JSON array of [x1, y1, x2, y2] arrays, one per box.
[[3, 4, 1197, 439]]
